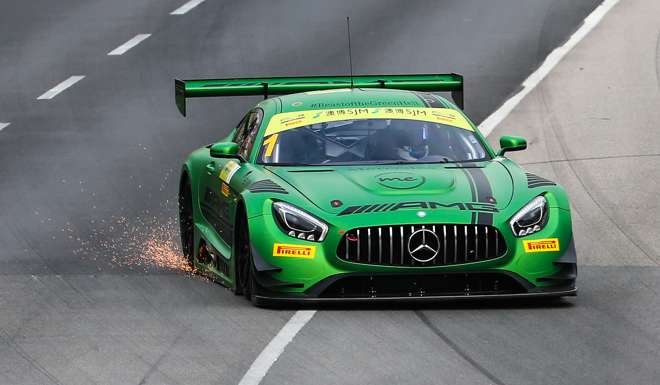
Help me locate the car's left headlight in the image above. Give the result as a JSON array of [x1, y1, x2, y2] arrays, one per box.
[[510, 196, 548, 237], [272, 202, 328, 242]]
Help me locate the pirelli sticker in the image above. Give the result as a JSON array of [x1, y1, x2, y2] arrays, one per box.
[[219, 160, 240, 183], [272, 243, 316, 259], [523, 238, 560, 253], [264, 107, 474, 136]]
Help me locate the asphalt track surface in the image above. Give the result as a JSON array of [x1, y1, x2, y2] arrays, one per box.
[[3, 0, 660, 384]]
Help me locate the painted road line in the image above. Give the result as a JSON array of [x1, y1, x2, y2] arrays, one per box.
[[0, 122, 10, 131], [238, 310, 316, 385], [107, 34, 151, 56], [170, 0, 205, 15], [479, 0, 620, 136], [36, 76, 85, 100]]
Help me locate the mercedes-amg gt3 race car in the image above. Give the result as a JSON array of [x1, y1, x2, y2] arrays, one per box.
[[175, 74, 576, 305]]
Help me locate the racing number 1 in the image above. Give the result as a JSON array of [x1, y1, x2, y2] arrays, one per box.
[[262, 134, 278, 158]]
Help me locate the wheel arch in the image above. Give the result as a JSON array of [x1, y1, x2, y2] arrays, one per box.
[[179, 160, 203, 218]]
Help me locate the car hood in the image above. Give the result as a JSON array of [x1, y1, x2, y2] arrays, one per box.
[[265, 162, 514, 215]]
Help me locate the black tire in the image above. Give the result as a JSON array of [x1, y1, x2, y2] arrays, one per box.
[[178, 177, 195, 267], [235, 212, 257, 302]]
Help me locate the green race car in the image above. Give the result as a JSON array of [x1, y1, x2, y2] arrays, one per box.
[[175, 74, 576, 305]]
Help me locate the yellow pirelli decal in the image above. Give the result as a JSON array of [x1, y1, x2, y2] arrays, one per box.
[[264, 107, 473, 136], [272, 243, 316, 259], [523, 238, 560, 253]]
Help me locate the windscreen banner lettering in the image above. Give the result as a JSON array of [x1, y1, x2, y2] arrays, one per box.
[[308, 100, 418, 107], [264, 107, 474, 136], [338, 201, 498, 216]]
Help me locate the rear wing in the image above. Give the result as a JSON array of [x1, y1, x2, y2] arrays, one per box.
[[174, 73, 463, 116]]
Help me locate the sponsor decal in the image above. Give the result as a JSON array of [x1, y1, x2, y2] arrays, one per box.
[[264, 107, 474, 136], [376, 172, 425, 189], [337, 201, 498, 216], [309, 100, 418, 108], [272, 243, 316, 259], [523, 238, 560, 253], [221, 182, 230, 197], [219, 161, 240, 183]]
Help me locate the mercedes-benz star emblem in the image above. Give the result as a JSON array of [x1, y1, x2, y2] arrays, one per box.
[[407, 228, 440, 263]]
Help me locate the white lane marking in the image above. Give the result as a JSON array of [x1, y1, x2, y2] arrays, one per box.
[[478, 0, 620, 136], [0, 122, 9, 131], [107, 34, 151, 56], [36, 76, 85, 100], [170, 0, 205, 15], [238, 310, 316, 385]]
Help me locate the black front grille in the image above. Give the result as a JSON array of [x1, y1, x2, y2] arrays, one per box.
[[318, 273, 525, 298], [337, 224, 507, 267]]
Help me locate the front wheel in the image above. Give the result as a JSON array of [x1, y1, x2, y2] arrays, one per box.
[[235, 213, 257, 302]]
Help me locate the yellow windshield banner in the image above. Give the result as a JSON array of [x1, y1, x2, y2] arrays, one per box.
[[263, 107, 474, 136]]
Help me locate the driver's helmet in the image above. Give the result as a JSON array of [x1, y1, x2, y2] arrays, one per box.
[[396, 122, 430, 160]]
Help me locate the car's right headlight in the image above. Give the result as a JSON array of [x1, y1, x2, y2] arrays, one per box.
[[509, 196, 548, 237], [272, 202, 328, 242]]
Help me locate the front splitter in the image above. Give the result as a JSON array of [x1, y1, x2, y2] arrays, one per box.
[[254, 287, 577, 305]]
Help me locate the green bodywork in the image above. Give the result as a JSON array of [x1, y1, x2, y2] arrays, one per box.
[[178, 83, 575, 300]]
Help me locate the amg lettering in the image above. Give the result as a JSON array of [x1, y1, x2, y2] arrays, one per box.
[[337, 201, 499, 216], [427, 202, 466, 210]]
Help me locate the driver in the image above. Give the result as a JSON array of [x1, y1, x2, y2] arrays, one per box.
[[394, 121, 430, 160]]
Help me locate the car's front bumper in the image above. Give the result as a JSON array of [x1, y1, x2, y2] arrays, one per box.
[[248, 205, 577, 302], [251, 245, 577, 303]]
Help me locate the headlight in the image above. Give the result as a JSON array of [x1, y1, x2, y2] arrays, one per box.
[[272, 202, 328, 242], [509, 196, 548, 237]]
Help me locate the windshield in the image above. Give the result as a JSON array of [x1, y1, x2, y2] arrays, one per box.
[[258, 117, 489, 165]]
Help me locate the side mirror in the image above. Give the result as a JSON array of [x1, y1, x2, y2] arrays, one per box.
[[497, 135, 527, 157], [210, 142, 240, 159]]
